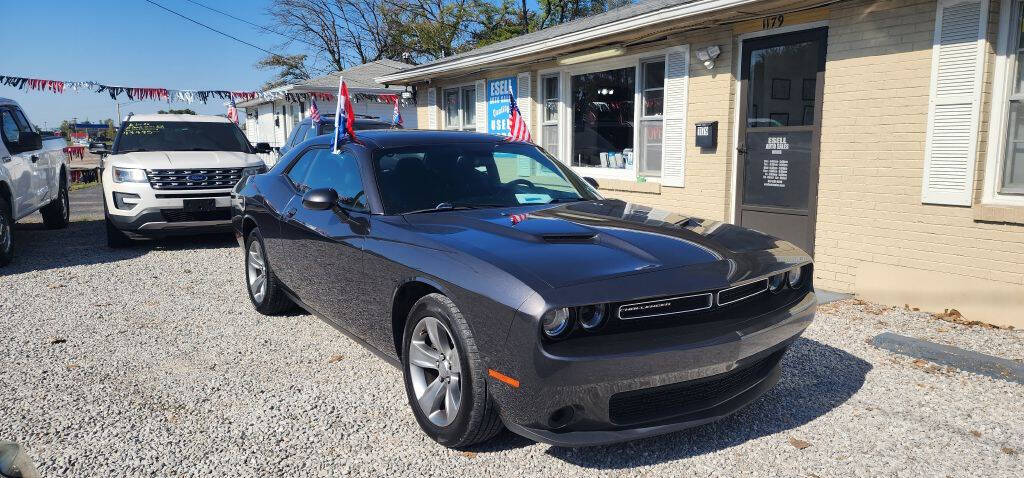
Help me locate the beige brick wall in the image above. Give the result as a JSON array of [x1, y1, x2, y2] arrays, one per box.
[[410, 0, 1024, 326]]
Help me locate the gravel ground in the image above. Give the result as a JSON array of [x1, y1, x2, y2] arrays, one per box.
[[1, 186, 1021, 477]]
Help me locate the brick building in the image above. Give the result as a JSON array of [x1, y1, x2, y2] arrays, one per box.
[[378, 0, 1024, 327]]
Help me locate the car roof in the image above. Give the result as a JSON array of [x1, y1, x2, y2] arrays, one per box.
[[306, 129, 511, 149], [126, 114, 232, 123]]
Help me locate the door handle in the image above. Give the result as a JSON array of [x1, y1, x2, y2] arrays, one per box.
[[285, 208, 297, 218], [30, 154, 39, 163]]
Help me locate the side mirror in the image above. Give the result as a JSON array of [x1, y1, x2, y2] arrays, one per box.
[[302, 187, 339, 211], [15, 131, 42, 153], [254, 142, 272, 154], [583, 177, 600, 189]]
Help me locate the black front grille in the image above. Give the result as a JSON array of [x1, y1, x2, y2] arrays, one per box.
[[160, 208, 231, 223], [608, 350, 784, 425], [147, 168, 243, 190], [717, 279, 769, 306]]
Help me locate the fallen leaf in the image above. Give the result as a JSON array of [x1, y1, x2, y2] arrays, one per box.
[[789, 437, 811, 450], [969, 430, 981, 438], [49, 337, 67, 345], [328, 354, 344, 363], [1002, 447, 1017, 455], [461, 451, 477, 459]]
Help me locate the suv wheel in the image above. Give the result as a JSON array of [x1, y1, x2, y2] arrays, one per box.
[[245, 228, 294, 314], [0, 195, 13, 267], [401, 293, 503, 448], [104, 202, 133, 248], [41, 175, 70, 229]]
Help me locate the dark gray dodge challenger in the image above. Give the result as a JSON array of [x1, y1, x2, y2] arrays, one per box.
[[231, 130, 816, 448]]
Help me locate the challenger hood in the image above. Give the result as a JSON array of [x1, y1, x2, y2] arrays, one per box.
[[109, 151, 262, 169], [404, 200, 809, 288]]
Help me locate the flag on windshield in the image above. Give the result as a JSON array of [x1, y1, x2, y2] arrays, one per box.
[[226, 97, 238, 124], [391, 96, 403, 127], [508, 94, 531, 143], [332, 76, 356, 153], [309, 97, 321, 124]]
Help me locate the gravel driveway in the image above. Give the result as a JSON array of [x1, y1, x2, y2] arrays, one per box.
[[1, 186, 1021, 477]]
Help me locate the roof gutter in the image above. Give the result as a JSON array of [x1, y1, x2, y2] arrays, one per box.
[[375, 0, 760, 83]]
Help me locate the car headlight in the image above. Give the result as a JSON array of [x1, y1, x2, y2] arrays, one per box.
[[112, 166, 147, 183], [241, 165, 267, 178], [541, 308, 572, 338], [577, 304, 606, 330], [768, 273, 786, 292], [787, 266, 804, 288]]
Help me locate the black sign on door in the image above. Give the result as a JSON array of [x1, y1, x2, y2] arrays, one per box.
[[737, 27, 827, 255]]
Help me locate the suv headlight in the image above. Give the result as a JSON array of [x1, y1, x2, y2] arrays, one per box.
[[112, 166, 147, 183], [241, 165, 267, 178]]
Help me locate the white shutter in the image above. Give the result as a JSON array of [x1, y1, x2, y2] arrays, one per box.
[[475, 79, 487, 133], [922, 0, 988, 205], [426, 87, 438, 129], [517, 72, 532, 136], [662, 45, 690, 187]]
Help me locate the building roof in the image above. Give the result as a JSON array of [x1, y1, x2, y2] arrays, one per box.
[[239, 59, 411, 108], [126, 114, 232, 123], [299, 58, 409, 91], [375, 0, 760, 83]]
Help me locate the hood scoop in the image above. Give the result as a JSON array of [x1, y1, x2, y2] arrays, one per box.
[[541, 233, 598, 244]]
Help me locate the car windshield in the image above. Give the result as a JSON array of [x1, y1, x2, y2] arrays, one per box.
[[373, 142, 597, 214], [113, 121, 252, 153]]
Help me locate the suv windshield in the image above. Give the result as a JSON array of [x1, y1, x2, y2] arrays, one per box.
[[113, 121, 252, 153], [373, 142, 598, 214]]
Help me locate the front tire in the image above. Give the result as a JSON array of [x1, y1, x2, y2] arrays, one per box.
[[244, 228, 294, 315], [40, 175, 70, 229], [105, 214, 134, 248], [0, 195, 13, 267], [401, 293, 503, 448]]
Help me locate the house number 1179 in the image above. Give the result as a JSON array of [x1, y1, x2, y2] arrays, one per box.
[[762, 14, 784, 30]]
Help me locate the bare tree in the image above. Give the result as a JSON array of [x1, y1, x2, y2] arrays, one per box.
[[267, 0, 400, 72]]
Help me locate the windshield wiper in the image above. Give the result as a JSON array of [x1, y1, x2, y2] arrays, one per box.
[[402, 202, 505, 215]]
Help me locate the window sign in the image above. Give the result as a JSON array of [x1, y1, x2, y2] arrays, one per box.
[[488, 77, 517, 135], [742, 131, 812, 208]]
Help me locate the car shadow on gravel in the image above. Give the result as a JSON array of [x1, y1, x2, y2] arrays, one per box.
[[474, 337, 872, 468], [5, 219, 237, 275]]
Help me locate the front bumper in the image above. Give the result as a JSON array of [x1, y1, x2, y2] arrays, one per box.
[[492, 290, 816, 447], [103, 175, 235, 236], [107, 206, 233, 236]]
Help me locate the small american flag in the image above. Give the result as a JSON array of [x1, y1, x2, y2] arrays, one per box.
[[309, 97, 321, 124], [508, 94, 531, 143], [391, 96, 403, 127], [226, 96, 238, 124]]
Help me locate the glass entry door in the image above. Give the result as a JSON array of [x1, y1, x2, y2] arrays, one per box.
[[737, 27, 828, 255]]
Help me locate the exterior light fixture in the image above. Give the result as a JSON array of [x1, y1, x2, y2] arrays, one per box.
[[558, 46, 625, 66], [696, 45, 721, 70]]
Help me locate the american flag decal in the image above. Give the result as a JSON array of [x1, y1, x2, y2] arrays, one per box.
[[509, 213, 528, 225], [508, 94, 532, 143]]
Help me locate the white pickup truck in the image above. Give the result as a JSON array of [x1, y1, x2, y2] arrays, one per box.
[[102, 114, 270, 247], [0, 98, 70, 266]]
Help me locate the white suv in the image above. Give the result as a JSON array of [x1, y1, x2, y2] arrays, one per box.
[[102, 114, 270, 247]]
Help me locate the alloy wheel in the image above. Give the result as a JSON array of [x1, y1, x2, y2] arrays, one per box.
[[247, 240, 267, 303], [408, 316, 463, 427]]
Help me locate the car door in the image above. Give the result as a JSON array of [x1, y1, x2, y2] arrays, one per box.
[[279, 147, 371, 334], [0, 107, 40, 217], [265, 147, 318, 288], [12, 108, 52, 204]]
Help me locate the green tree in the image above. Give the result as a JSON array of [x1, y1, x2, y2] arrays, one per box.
[[255, 53, 312, 90]]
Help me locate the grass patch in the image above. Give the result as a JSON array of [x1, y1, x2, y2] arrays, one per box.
[[70, 181, 99, 191]]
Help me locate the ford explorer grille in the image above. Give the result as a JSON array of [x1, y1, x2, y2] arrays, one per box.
[[146, 169, 243, 190]]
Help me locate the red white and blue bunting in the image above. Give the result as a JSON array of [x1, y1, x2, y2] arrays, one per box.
[[0, 74, 409, 106]]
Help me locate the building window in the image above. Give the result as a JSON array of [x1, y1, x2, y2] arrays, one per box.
[[541, 74, 560, 160], [444, 86, 476, 130], [571, 66, 636, 170], [1001, 0, 1024, 194], [640, 59, 665, 177], [462, 87, 476, 128]]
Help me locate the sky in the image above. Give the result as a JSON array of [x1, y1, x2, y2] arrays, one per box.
[[0, 0, 293, 128]]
